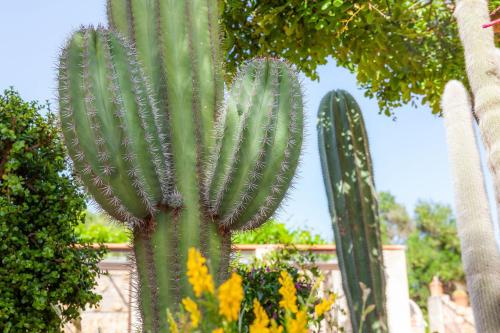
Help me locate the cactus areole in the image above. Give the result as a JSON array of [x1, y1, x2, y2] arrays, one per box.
[[57, 1, 303, 331], [317, 90, 387, 333]]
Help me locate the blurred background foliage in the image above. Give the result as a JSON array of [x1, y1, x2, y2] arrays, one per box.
[[75, 211, 130, 244], [378, 191, 463, 311], [74, 214, 326, 245]]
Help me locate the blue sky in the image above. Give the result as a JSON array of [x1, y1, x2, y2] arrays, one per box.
[[1, 1, 497, 241]]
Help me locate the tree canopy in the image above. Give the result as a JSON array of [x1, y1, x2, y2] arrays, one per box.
[[379, 191, 413, 244], [222, 0, 500, 115], [377, 192, 463, 311], [406, 201, 463, 310]]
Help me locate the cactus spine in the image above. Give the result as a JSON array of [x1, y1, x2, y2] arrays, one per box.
[[317, 90, 387, 333], [442, 81, 500, 332], [57, 1, 303, 331]]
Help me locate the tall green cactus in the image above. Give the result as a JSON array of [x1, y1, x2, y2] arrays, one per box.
[[57, 1, 303, 331], [317, 90, 387, 333]]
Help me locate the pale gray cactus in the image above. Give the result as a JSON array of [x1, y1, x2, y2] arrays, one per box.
[[455, 0, 500, 223], [442, 80, 500, 333]]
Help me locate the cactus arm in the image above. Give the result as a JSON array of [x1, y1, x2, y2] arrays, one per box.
[[206, 60, 304, 230], [205, 65, 258, 205], [214, 61, 278, 219], [60, 29, 150, 219], [317, 90, 387, 332], [455, 0, 500, 222], [59, 47, 129, 221], [231, 62, 303, 230], [88, 30, 162, 212], [442, 80, 500, 333]]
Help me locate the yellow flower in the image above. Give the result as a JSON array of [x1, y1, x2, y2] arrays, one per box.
[[187, 247, 214, 297], [218, 272, 244, 322], [212, 329, 224, 333], [315, 293, 336, 317], [278, 271, 298, 313], [270, 320, 284, 333], [250, 299, 270, 333], [287, 310, 308, 333], [182, 297, 201, 328], [166, 309, 179, 333]]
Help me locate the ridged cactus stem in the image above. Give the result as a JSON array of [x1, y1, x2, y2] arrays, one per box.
[[317, 90, 387, 333], [455, 0, 500, 224], [58, 1, 304, 330], [133, 209, 177, 332], [442, 81, 500, 333]]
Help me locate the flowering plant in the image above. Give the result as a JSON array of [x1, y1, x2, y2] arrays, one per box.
[[234, 248, 318, 331], [167, 248, 339, 332]]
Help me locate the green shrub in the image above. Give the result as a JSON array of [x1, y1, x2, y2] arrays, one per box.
[[233, 220, 327, 245], [74, 217, 326, 245], [75, 211, 130, 243], [233, 248, 321, 331], [406, 201, 463, 311], [0, 89, 104, 332]]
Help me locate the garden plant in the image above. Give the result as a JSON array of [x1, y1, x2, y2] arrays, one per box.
[[168, 247, 338, 333], [57, 0, 303, 331], [0, 89, 104, 332]]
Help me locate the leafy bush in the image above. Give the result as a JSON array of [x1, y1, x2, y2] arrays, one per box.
[[378, 191, 413, 245], [379, 192, 464, 313], [0, 89, 104, 332], [169, 247, 339, 333], [233, 220, 326, 245], [75, 211, 130, 243], [74, 216, 326, 245]]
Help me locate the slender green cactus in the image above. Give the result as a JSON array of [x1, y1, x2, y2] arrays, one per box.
[[317, 90, 387, 333], [57, 1, 303, 331], [442, 80, 500, 333]]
